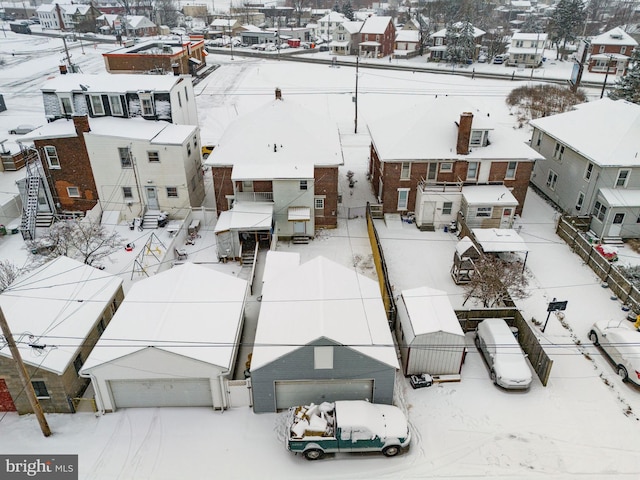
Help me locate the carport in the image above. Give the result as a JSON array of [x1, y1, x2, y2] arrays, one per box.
[[472, 228, 529, 270]]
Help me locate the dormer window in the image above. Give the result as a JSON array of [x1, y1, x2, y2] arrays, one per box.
[[139, 93, 154, 116], [470, 130, 487, 147]]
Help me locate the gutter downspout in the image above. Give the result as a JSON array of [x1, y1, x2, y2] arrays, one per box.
[[80, 371, 106, 415]]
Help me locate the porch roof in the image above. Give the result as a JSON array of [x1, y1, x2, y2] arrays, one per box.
[[214, 202, 273, 232], [472, 228, 528, 253], [462, 185, 518, 206], [599, 188, 640, 207]]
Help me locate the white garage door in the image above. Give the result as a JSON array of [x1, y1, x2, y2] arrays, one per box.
[[275, 379, 373, 411], [109, 378, 213, 409]]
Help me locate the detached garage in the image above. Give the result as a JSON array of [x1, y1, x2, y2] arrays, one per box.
[[250, 256, 398, 413], [81, 263, 248, 412], [397, 286, 466, 376]]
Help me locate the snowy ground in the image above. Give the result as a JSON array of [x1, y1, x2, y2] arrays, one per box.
[[1, 30, 640, 479]]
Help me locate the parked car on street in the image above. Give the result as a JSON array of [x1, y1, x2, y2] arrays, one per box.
[[8, 124, 36, 135], [589, 320, 640, 386], [475, 318, 532, 390], [493, 54, 509, 64]]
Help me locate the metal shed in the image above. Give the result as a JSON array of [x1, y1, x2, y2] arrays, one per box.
[[397, 286, 466, 376]]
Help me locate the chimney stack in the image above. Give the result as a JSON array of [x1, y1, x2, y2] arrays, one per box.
[[72, 115, 91, 135], [275, 87, 282, 100], [456, 112, 473, 155]]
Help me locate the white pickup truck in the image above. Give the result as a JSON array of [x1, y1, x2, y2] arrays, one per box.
[[285, 400, 411, 460]]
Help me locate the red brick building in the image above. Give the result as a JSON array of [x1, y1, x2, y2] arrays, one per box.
[[367, 96, 542, 230], [358, 16, 395, 58], [587, 27, 638, 75]]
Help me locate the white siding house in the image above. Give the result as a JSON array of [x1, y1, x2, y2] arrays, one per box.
[[81, 263, 248, 412]]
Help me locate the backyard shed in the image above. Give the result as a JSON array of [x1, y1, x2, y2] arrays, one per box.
[[81, 263, 248, 412], [397, 286, 466, 376]]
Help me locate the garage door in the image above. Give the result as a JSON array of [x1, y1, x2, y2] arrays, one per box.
[[275, 379, 373, 411], [109, 378, 213, 409]]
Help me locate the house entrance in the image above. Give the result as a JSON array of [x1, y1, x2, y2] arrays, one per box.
[[145, 187, 159, 210], [608, 213, 625, 237]]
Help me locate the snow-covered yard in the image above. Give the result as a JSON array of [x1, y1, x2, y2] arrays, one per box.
[[1, 29, 640, 479]]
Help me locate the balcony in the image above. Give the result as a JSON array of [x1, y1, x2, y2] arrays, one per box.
[[234, 192, 274, 203], [418, 179, 463, 194]]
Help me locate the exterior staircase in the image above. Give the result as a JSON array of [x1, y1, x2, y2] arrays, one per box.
[[20, 157, 40, 240], [292, 236, 310, 244], [142, 210, 161, 229], [36, 213, 54, 228], [241, 249, 255, 266]]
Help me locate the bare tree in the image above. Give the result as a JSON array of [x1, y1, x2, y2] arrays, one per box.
[[462, 255, 530, 308], [506, 84, 587, 125], [0, 260, 22, 293], [34, 220, 124, 267]]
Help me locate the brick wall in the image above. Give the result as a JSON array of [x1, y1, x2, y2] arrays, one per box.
[[104, 53, 189, 75], [489, 161, 533, 215], [212, 166, 234, 213], [314, 166, 338, 228], [34, 116, 98, 214]]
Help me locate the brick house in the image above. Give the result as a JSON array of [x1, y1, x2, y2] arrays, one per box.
[[587, 27, 638, 75], [0, 256, 123, 414], [103, 38, 207, 76], [205, 88, 343, 242], [367, 96, 542, 230], [358, 16, 395, 58]]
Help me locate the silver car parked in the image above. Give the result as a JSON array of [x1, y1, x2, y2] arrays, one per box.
[[589, 320, 640, 386]]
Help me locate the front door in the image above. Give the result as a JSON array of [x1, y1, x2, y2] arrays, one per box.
[[145, 187, 159, 210], [501, 208, 513, 228], [608, 212, 625, 237], [293, 221, 306, 235]]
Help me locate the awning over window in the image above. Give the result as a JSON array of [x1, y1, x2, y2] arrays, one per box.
[[288, 207, 310, 221]]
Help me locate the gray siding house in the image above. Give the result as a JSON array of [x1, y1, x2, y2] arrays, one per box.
[[529, 98, 640, 240], [249, 255, 398, 413]]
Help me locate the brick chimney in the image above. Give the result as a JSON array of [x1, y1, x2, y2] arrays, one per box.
[[275, 87, 282, 100], [456, 112, 473, 155], [72, 115, 91, 135]]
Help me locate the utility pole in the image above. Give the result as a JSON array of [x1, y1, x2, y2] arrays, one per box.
[[354, 56, 359, 134], [600, 55, 614, 98], [0, 307, 51, 437]]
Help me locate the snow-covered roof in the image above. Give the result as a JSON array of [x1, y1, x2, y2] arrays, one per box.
[[361, 16, 392, 35], [0, 257, 123, 375], [431, 22, 485, 39], [126, 15, 155, 29], [529, 98, 640, 167], [511, 32, 548, 41], [396, 30, 419, 42], [251, 256, 399, 371], [81, 263, 247, 372], [40, 73, 184, 94], [368, 96, 543, 162], [401, 286, 463, 344], [210, 19, 237, 28], [214, 202, 273, 232], [472, 228, 528, 253], [455, 236, 480, 257], [591, 27, 638, 47], [205, 95, 343, 176], [342, 21, 363, 34], [599, 188, 640, 208], [511, 0, 532, 8], [262, 251, 300, 284], [318, 11, 346, 23], [462, 185, 518, 206], [19, 118, 78, 141]]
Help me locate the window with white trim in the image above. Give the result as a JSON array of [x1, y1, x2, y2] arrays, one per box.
[[476, 207, 492, 217], [60, 96, 73, 115], [599, 45, 605, 53], [122, 187, 133, 199], [67, 186, 80, 198], [616, 169, 630, 187], [506, 161, 517, 179], [109, 95, 123, 116], [467, 161, 479, 180], [90, 94, 104, 115], [139, 93, 154, 116], [118, 147, 132, 168], [400, 162, 411, 180], [397, 188, 410, 210], [427, 162, 437, 180], [314, 198, 325, 210], [592, 200, 606, 222], [621, 46, 627, 55], [300, 180, 308, 190], [576, 192, 585, 211], [147, 151, 160, 162], [442, 201, 453, 215], [166, 187, 178, 198], [44, 146, 60, 169], [553, 142, 565, 160], [547, 169, 558, 190], [440, 162, 453, 173], [584, 162, 593, 181], [314, 346, 333, 369], [470, 130, 486, 146]]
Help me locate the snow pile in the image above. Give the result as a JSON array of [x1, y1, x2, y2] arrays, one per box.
[[289, 402, 335, 439]]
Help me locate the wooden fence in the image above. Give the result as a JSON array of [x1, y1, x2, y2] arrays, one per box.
[[556, 216, 640, 314], [456, 308, 554, 386]]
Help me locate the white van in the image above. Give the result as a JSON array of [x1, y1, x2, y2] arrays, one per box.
[[475, 318, 532, 390]]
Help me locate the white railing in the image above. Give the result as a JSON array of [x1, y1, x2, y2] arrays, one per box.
[[234, 192, 274, 202]]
